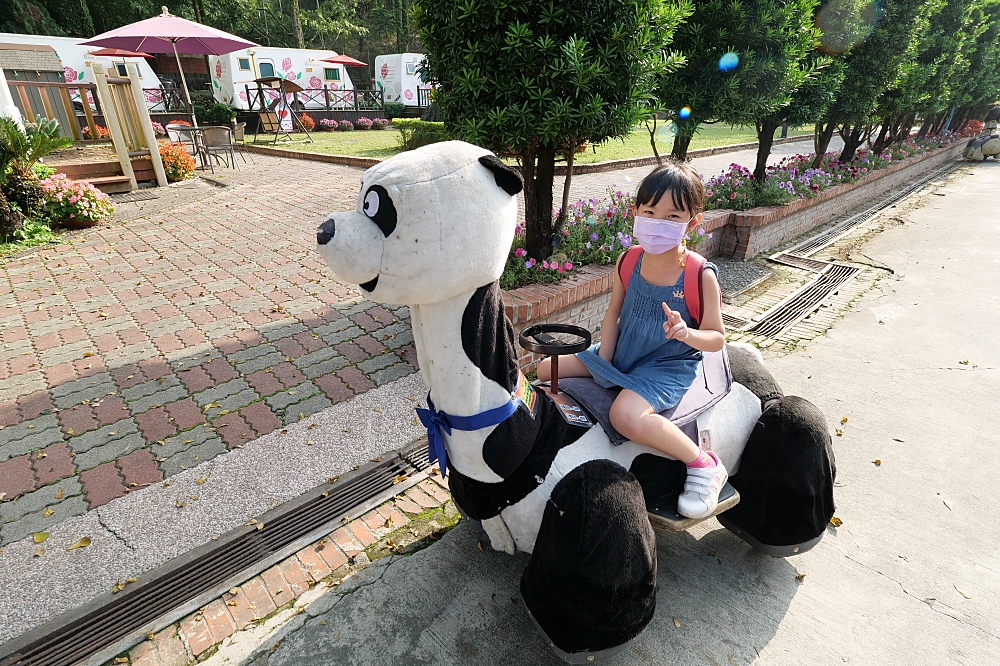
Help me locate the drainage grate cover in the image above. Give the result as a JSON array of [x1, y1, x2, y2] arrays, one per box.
[[722, 312, 751, 330], [768, 252, 832, 273], [0, 442, 433, 666], [745, 264, 860, 338], [110, 190, 160, 204]]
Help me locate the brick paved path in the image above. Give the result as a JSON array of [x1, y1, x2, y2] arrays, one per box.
[[0, 156, 418, 545]]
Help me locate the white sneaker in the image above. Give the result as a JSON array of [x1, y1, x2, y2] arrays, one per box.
[[677, 452, 728, 519]]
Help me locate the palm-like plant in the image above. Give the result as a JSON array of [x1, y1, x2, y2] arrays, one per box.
[[0, 117, 72, 220]]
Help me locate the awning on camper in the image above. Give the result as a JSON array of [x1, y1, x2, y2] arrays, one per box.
[[87, 48, 154, 58], [320, 55, 367, 67]]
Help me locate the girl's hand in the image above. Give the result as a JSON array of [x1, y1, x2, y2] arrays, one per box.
[[662, 302, 689, 341]]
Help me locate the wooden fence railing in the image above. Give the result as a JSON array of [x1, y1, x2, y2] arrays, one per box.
[[6, 80, 101, 141], [243, 84, 384, 112]]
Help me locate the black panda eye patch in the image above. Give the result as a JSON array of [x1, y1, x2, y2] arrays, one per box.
[[362, 185, 397, 238]]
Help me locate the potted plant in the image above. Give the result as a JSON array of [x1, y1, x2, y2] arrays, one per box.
[[319, 118, 339, 132], [338, 120, 355, 132], [355, 117, 373, 130], [40, 174, 115, 228]]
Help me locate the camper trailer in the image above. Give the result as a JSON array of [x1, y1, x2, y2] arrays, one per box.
[[0, 32, 164, 110], [374, 53, 431, 107], [209, 47, 356, 111]]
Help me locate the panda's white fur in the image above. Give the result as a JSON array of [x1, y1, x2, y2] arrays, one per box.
[[318, 141, 764, 554]]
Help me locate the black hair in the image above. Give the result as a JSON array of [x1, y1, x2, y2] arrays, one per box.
[[634, 160, 705, 215]]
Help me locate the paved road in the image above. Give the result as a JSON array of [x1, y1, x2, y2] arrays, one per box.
[[245, 160, 999, 665], [0, 135, 846, 644]]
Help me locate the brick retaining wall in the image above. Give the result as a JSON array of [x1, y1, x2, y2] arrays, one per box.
[[504, 142, 964, 371]]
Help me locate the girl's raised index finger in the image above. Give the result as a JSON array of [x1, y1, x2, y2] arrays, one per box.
[[661, 301, 673, 318]]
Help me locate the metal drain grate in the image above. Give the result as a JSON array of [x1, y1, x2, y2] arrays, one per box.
[[0, 442, 433, 666], [745, 264, 860, 338], [109, 190, 159, 203], [768, 253, 832, 273], [785, 161, 958, 257], [722, 312, 751, 330]]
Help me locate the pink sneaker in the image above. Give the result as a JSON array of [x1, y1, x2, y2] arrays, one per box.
[[677, 451, 728, 519]]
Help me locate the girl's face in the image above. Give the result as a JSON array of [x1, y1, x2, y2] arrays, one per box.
[[635, 193, 702, 229]]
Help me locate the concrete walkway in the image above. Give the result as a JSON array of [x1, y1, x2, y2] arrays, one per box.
[[241, 161, 999, 665]]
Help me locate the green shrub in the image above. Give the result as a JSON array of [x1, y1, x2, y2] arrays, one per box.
[[383, 102, 407, 121], [195, 103, 236, 125], [393, 118, 448, 150], [33, 163, 56, 179]]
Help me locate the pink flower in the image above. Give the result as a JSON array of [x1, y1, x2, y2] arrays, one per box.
[[564, 262, 572, 270], [705, 189, 713, 197], [515, 248, 527, 257], [730, 192, 737, 200], [542, 260, 550, 269]]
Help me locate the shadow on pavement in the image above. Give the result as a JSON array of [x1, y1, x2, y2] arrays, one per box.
[[245, 520, 798, 666]]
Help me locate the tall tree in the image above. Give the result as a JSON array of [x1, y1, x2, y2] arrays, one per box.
[[415, 0, 691, 261], [290, 0, 306, 47], [658, 0, 819, 164]]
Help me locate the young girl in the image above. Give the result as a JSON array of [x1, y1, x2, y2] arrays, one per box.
[[537, 160, 728, 519]]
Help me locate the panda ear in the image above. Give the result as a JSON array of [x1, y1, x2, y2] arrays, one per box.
[[478, 155, 523, 196]]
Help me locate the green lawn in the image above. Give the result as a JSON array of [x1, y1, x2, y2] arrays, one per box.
[[260, 123, 812, 162]]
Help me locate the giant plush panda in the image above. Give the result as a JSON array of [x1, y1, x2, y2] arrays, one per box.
[[316, 140, 836, 663]]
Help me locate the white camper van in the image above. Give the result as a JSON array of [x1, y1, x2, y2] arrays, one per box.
[[0, 32, 164, 108], [374, 53, 431, 107], [209, 47, 355, 111]]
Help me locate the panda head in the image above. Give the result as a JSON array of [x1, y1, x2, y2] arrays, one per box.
[[316, 140, 523, 305]]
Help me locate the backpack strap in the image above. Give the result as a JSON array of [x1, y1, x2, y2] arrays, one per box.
[[618, 246, 643, 291], [683, 250, 724, 329]]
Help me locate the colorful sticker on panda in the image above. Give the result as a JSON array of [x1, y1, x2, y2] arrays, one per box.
[[512, 370, 537, 419]]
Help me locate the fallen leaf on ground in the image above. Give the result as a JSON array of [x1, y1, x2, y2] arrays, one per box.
[[830, 517, 843, 528], [954, 584, 972, 599], [33, 532, 49, 543], [477, 541, 484, 552], [796, 573, 806, 583], [83, 352, 92, 358], [34, 547, 44, 557], [893, 437, 905, 442], [841, 417, 848, 424], [54, 489, 64, 501], [872, 459, 881, 466], [673, 617, 681, 628], [319, 620, 327, 625], [392, 475, 409, 485], [230, 587, 240, 595], [835, 429, 843, 437], [321, 491, 329, 497], [176, 499, 187, 508], [113, 657, 128, 663], [328, 476, 339, 484], [959, 360, 969, 365], [196, 476, 208, 485], [43, 507, 54, 517], [227, 600, 237, 606], [256, 523, 264, 531], [943, 500, 953, 510], [707, 550, 717, 557]]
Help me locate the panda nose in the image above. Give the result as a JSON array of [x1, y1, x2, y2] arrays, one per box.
[[317, 218, 336, 245]]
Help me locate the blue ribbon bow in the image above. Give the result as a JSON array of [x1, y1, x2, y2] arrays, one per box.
[[415, 392, 518, 478]]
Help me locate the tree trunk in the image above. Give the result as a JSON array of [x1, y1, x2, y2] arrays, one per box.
[[557, 140, 575, 236], [671, 133, 693, 161], [522, 143, 557, 260], [870, 116, 893, 155], [932, 113, 949, 136], [917, 114, 935, 138], [645, 117, 662, 165], [753, 119, 779, 185], [811, 121, 837, 168], [838, 125, 865, 163], [291, 0, 306, 49]]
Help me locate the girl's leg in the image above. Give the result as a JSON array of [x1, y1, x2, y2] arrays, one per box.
[[608, 390, 700, 462], [537, 354, 593, 382], [610, 390, 728, 520]]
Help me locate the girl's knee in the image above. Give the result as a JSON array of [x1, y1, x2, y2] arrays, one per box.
[[536, 357, 551, 382], [609, 399, 639, 438]]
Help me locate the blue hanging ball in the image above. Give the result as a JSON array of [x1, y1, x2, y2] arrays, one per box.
[[678, 106, 692, 119], [719, 52, 739, 72]]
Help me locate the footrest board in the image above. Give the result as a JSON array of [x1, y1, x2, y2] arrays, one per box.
[[646, 482, 739, 533]]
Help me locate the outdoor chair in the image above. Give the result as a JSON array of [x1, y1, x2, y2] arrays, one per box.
[[165, 123, 198, 156], [254, 111, 293, 145], [233, 122, 254, 164], [200, 126, 241, 173]]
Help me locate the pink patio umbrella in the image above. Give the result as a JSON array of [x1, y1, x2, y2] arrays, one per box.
[[319, 54, 368, 67], [80, 7, 257, 126]]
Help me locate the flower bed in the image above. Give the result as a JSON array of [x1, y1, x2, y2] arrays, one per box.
[[40, 174, 115, 227]]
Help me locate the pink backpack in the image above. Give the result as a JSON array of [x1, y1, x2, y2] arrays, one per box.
[[617, 246, 717, 328]]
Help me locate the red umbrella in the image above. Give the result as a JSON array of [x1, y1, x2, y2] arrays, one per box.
[[88, 48, 154, 58], [80, 7, 257, 126], [320, 54, 368, 67]]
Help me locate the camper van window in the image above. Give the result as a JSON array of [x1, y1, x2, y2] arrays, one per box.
[[406, 63, 417, 75], [238, 58, 251, 71], [259, 62, 275, 77], [115, 63, 128, 77], [324, 68, 340, 81]]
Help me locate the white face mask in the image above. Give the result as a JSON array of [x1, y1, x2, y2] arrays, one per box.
[[633, 215, 690, 254]]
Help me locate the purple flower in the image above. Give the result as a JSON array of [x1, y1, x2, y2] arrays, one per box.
[[590, 232, 599, 242]]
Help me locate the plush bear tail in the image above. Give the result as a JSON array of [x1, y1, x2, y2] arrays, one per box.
[[521, 460, 656, 660], [719, 395, 836, 555]]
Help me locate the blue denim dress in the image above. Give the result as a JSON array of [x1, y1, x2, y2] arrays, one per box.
[[577, 253, 718, 413]]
